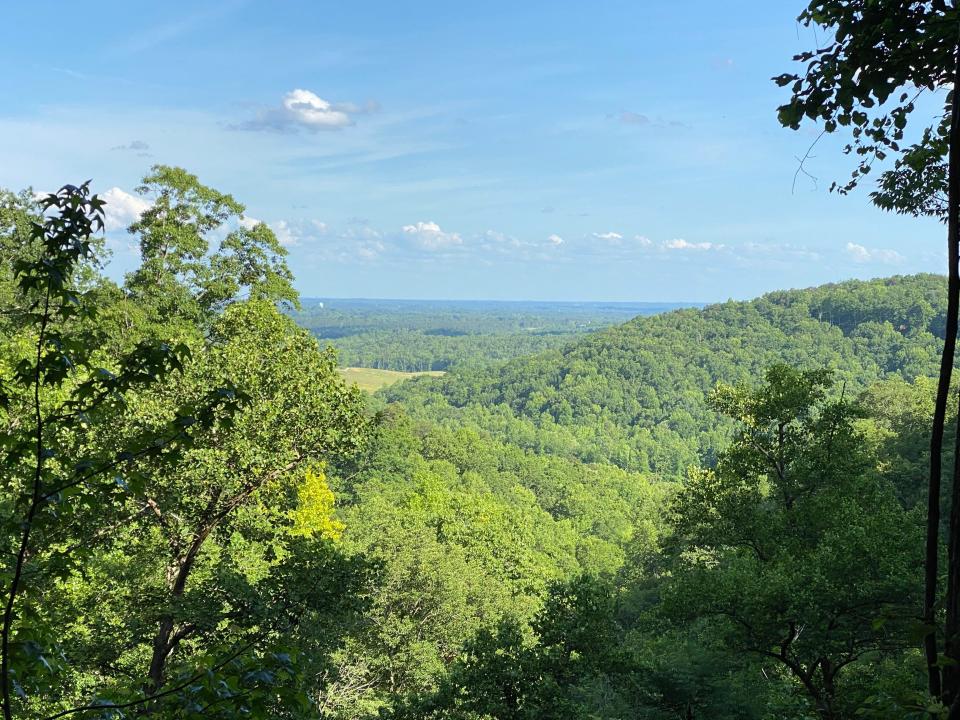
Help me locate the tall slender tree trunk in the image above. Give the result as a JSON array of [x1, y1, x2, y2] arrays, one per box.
[[932, 24, 960, 708]]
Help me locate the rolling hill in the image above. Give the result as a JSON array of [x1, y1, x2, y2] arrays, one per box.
[[383, 274, 946, 477]]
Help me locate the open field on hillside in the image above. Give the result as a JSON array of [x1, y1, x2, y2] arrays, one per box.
[[337, 367, 445, 393]]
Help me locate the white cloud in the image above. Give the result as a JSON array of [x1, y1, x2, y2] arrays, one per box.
[[401, 221, 463, 250], [845, 242, 904, 264], [664, 238, 722, 251], [282, 89, 351, 129], [311, 220, 328, 234], [356, 239, 386, 260], [239, 216, 260, 230], [845, 242, 870, 262], [235, 89, 376, 133], [547, 233, 564, 245], [102, 187, 151, 231], [271, 220, 297, 246], [634, 235, 652, 246], [482, 229, 517, 247], [593, 231, 623, 241]]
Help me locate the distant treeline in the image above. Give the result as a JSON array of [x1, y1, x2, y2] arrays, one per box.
[[385, 274, 947, 477], [292, 299, 698, 371]]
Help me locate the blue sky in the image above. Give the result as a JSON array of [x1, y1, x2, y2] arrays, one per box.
[[0, 1, 949, 301]]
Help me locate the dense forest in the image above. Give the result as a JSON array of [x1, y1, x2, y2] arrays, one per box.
[[292, 299, 690, 372], [0, 171, 950, 719], [7, 3, 960, 719], [385, 274, 945, 477]]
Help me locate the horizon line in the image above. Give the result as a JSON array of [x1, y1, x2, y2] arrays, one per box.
[[296, 296, 707, 305]]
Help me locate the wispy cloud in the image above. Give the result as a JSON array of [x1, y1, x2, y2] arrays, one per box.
[[111, 139, 150, 152], [271, 220, 298, 246], [593, 231, 623, 241], [612, 112, 689, 129], [738, 242, 820, 263], [283, 220, 384, 262], [663, 238, 723, 251], [478, 230, 562, 259], [280, 220, 573, 265], [845, 242, 904, 265], [619, 111, 650, 125], [108, 1, 249, 56], [222, 213, 841, 275]]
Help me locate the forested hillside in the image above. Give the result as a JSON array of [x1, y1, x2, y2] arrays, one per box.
[[0, 171, 946, 720], [306, 274, 947, 718], [292, 299, 692, 372], [386, 274, 945, 477], [11, 0, 960, 718]]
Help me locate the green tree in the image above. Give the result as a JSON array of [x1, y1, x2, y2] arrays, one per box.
[[0, 183, 248, 718], [666, 365, 921, 719], [0, 179, 372, 719], [0, 189, 40, 323], [124, 165, 297, 331], [73, 300, 368, 697], [398, 576, 623, 720], [775, 5, 960, 702]]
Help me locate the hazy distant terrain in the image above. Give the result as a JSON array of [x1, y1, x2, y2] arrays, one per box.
[[385, 274, 946, 476], [294, 298, 700, 372]]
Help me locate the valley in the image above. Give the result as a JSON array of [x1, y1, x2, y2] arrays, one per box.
[[0, 174, 947, 720], [3, 3, 957, 716]]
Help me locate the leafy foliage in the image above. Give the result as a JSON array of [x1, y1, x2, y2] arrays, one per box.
[[0, 172, 944, 720], [667, 366, 921, 719], [292, 299, 680, 373], [0, 177, 369, 719], [386, 274, 947, 477], [125, 165, 297, 331], [774, 0, 954, 209]]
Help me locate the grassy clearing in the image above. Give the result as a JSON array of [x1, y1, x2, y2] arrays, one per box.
[[337, 367, 445, 393]]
